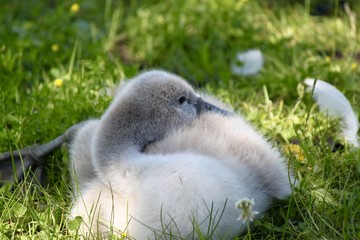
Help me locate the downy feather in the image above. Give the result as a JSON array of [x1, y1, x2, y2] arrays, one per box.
[[304, 78, 359, 147]]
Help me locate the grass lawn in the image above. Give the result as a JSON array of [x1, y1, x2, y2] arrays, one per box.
[[0, 0, 359, 239]]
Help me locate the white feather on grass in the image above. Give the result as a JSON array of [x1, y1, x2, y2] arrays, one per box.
[[231, 49, 264, 76], [304, 78, 359, 147]]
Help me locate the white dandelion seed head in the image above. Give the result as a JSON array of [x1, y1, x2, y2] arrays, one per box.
[[235, 197, 259, 223]]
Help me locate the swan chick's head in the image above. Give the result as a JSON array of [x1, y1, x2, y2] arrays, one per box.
[[93, 70, 228, 166]]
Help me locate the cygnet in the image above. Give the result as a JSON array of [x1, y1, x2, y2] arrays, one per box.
[[69, 70, 292, 239]]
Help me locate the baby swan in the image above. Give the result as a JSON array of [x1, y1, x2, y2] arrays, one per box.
[[71, 70, 249, 239], [70, 70, 292, 239]]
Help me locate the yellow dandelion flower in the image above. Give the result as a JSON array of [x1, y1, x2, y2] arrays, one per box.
[[51, 44, 59, 52], [284, 143, 305, 162], [325, 56, 331, 63], [351, 62, 357, 70], [54, 79, 63, 88], [70, 3, 80, 13]]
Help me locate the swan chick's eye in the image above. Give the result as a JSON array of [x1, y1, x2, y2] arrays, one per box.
[[178, 96, 187, 104]]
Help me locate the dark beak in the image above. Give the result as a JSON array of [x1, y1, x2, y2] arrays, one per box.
[[194, 97, 232, 116]]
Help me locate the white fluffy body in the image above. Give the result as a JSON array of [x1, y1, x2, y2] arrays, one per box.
[[69, 70, 292, 239], [147, 113, 291, 200]]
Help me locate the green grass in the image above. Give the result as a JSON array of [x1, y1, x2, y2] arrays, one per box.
[[0, 0, 359, 239]]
